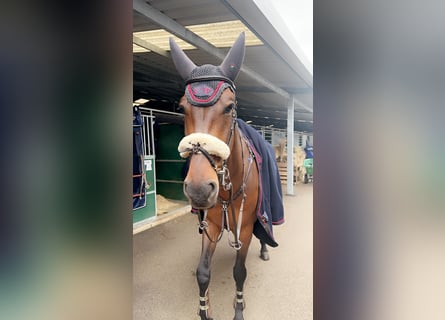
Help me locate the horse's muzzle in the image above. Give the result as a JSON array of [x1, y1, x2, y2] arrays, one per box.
[[184, 180, 218, 209]]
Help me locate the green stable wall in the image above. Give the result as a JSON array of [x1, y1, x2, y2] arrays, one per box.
[[155, 123, 187, 201]]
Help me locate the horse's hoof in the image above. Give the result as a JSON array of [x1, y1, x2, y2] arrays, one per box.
[[198, 310, 213, 320], [260, 251, 270, 261], [233, 312, 244, 320]]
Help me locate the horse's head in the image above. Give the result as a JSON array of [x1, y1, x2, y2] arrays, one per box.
[[170, 33, 245, 209]]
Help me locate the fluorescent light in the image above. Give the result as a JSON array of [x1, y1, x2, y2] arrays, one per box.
[[187, 21, 263, 48], [133, 44, 150, 53], [133, 20, 263, 51], [134, 98, 149, 105]]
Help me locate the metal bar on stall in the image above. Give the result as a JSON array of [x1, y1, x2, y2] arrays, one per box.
[[286, 96, 295, 196], [150, 110, 155, 157]]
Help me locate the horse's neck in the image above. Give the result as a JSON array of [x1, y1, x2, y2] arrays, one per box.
[[226, 126, 245, 185]]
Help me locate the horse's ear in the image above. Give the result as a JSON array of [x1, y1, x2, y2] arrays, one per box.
[[220, 32, 245, 81], [169, 37, 197, 81]]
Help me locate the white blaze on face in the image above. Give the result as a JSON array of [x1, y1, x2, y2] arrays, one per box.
[[178, 132, 230, 160]]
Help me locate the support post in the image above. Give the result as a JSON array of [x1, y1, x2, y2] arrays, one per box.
[[286, 96, 295, 195]]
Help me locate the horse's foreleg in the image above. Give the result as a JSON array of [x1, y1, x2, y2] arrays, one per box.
[[196, 226, 217, 320], [232, 229, 253, 320], [259, 240, 270, 261]]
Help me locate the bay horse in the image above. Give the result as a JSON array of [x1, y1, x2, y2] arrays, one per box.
[[170, 33, 272, 320]]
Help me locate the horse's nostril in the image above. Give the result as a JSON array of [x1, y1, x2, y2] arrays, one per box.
[[209, 181, 217, 192], [183, 180, 218, 209]]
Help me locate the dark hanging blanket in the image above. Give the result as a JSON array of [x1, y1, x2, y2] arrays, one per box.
[[133, 106, 146, 210], [305, 137, 313, 158], [305, 145, 313, 159], [237, 119, 284, 247]]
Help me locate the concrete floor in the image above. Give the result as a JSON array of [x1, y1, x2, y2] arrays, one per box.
[[133, 183, 313, 320]]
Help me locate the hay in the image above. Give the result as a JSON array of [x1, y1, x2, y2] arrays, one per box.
[[272, 142, 309, 184], [293, 146, 307, 183], [156, 194, 185, 215], [273, 138, 286, 162]]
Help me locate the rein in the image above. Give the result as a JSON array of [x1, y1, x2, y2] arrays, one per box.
[[217, 129, 254, 250]]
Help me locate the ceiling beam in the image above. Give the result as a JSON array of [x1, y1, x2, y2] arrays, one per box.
[[237, 108, 313, 122], [293, 94, 313, 113], [220, 0, 313, 113], [133, 0, 290, 99], [133, 80, 181, 89], [221, 0, 313, 88], [133, 35, 169, 58], [237, 86, 313, 94], [133, 55, 179, 78]]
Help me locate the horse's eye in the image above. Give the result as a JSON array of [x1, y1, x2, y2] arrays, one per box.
[[224, 103, 235, 114]]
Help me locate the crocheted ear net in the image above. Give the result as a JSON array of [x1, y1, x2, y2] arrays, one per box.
[[185, 64, 234, 107]]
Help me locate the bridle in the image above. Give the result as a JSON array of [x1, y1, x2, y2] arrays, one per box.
[[180, 86, 255, 250], [186, 105, 237, 187]]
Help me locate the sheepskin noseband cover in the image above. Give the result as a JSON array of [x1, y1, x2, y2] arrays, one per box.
[[178, 133, 230, 160]]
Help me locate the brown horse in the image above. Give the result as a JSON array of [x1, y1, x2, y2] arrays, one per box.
[[170, 33, 270, 320]]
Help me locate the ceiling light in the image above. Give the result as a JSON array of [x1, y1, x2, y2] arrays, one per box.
[[134, 98, 150, 105], [133, 20, 263, 51], [133, 44, 150, 53]]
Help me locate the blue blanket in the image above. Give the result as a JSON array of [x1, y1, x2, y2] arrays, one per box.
[[237, 119, 284, 247], [133, 106, 146, 210]]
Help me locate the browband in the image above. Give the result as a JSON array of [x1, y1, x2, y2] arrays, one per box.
[[185, 75, 236, 91]]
